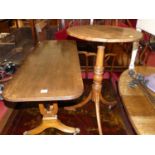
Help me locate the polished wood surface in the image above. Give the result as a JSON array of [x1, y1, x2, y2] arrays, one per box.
[[67, 25, 142, 43], [3, 40, 83, 135], [119, 66, 155, 134], [3, 40, 83, 102]]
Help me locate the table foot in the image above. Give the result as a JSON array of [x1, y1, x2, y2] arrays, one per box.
[[23, 118, 80, 135], [94, 97, 103, 135], [64, 91, 103, 134]]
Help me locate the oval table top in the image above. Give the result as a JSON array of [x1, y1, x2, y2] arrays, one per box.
[[119, 66, 155, 134], [67, 25, 143, 43]]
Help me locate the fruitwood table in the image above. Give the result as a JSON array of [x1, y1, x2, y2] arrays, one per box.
[[119, 66, 155, 134], [65, 25, 142, 134], [3, 40, 83, 135]]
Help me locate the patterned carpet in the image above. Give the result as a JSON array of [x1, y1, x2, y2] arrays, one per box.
[[1, 79, 135, 135]]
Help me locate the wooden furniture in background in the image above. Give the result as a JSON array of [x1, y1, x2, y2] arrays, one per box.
[[65, 25, 142, 135], [29, 20, 37, 45], [78, 51, 96, 79], [78, 51, 117, 79], [35, 20, 49, 42], [0, 20, 11, 33], [119, 66, 155, 134], [15, 20, 38, 45], [3, 40, 83, 135]]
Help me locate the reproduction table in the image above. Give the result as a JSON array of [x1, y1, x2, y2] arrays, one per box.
[[119, 66, 155, 135], [3, 40, 83, 135], [65, 25, 143, 134]]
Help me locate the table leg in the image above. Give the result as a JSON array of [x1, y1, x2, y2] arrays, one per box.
[[65, 46, 117, 134], [23, 103, 80, 135], [64, 91, 92, 111], [100, 95, 117, 108], [94, 97, 103, 135]]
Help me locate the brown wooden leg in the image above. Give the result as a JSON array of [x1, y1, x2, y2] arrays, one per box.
[[94, 94, 103, 135], [65, 46, 118, 134], [29, 20, 37, 45], [91, 46, 105, 134], [24, 103, 80, 135], [23, 121, 52, 135], [64, 91, 92, 111], [65, 46, 105, 134], [100, 94, 117, 107], [23, 119, 80, 135]]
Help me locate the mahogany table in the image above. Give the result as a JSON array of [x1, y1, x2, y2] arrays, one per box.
[[119, 66, 155, 135], [3, 40, 83, 135], [67, 25, 142, 43], [65, 25, 142, 134]]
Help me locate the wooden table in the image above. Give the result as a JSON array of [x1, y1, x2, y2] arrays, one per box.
[[67, 25, 142, 43], [65, 25, 142, 135], [119, 66, 155, 134], [3, 40, 83, 135]]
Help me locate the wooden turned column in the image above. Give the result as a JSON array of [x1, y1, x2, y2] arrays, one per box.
[[92, 46, 105, 135], [64, 46, 105, 135], [39, 103, 58, 118], [29, 20, 37, 45]]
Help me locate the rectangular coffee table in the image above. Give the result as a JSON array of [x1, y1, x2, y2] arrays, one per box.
[[3, 40, 83, 135]]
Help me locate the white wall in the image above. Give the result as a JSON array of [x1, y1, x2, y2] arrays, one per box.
[[137, 19, 155, 35]]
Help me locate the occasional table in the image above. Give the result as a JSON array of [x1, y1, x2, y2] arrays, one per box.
[[3, 40, 83, 135], [119, 66, 155, 134], [65, 25, 142, 134], [67, 25, 142, 43]]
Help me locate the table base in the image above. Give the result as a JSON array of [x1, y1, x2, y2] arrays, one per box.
[[64, 46, 117, 135], [64, 90, 117, 135], [23, 103, 80, 135]]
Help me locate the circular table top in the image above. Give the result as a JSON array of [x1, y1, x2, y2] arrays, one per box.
[[67, 25, 143, 43]]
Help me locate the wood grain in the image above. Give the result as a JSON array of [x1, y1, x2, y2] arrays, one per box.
[[67, 25, 142, 43], [119, 66, 155, 134], [3, 40, 83, 102]]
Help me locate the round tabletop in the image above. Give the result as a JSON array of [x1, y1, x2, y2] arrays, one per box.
[[67, 25, 143, 43]]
